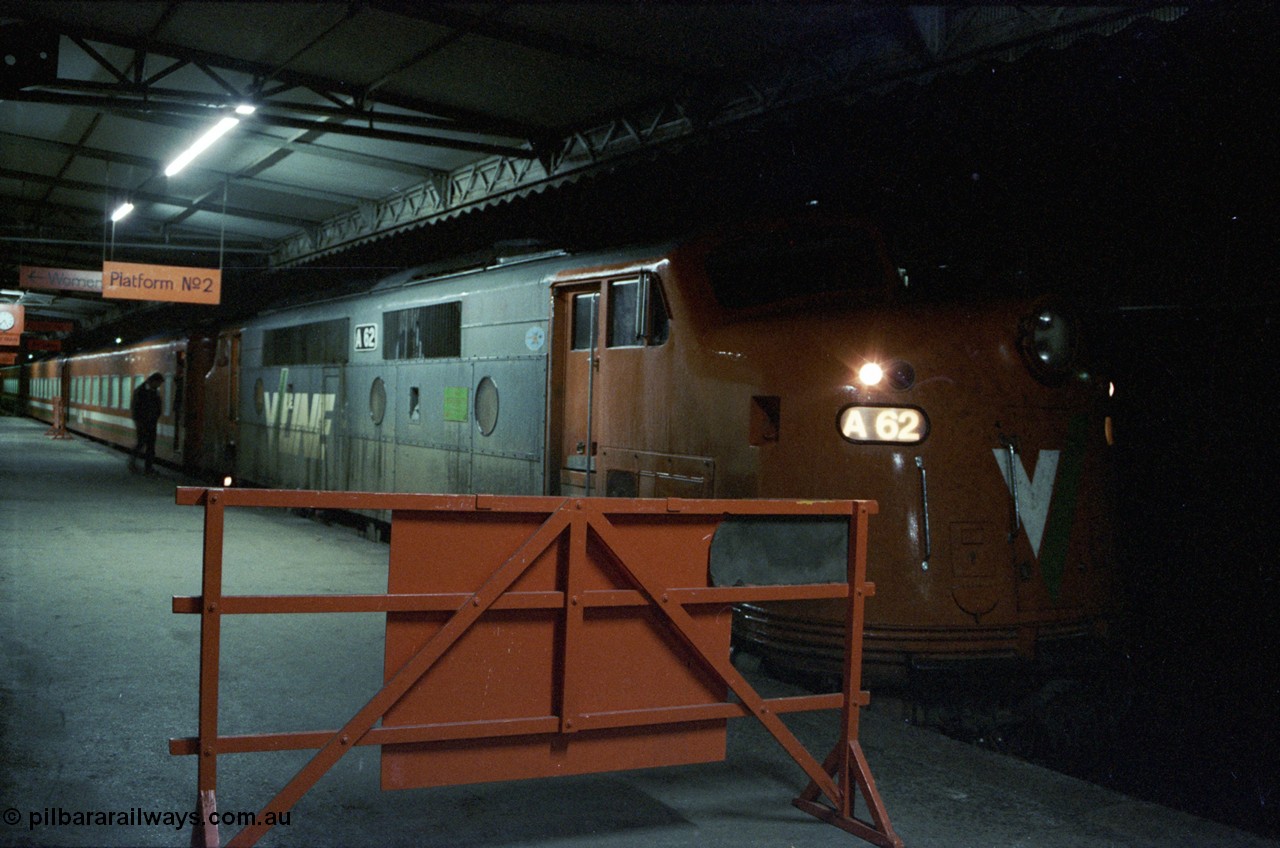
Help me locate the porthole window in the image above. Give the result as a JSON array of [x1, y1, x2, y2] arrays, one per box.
[[475, 376, 499, 436], [370, 377, 387, 425], [253, 378, 265, 417]]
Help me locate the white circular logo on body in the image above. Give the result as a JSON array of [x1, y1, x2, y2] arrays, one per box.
[[525, 326, 546, 352]]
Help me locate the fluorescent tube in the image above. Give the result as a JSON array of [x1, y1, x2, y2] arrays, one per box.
[[164, 116, 241, 177]]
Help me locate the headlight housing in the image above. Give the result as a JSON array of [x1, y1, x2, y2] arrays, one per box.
[[1017, 304, 1077, 384]]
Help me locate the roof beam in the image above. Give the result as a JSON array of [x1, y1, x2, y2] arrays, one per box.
[[0, 166, 314, 229], [4, 89, 537, 159], [0, 129, 374, 206], [6, 16, 543, 139], [269, 5, 1192, 267]]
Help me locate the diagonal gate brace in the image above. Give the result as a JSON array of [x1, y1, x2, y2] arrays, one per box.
[[170, 489, 900, 848]]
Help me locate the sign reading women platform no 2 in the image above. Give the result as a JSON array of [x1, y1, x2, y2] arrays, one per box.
[[102, 261, 222, 305]]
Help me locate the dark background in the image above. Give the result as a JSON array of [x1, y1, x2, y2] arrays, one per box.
[[473, 3, 1279, 836]]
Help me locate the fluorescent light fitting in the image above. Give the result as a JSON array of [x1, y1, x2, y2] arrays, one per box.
[[234, 103, 256, 115], [110, 202, 134, 222], [164, 116, 241, 177]]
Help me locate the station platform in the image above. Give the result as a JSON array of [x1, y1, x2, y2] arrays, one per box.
[[1, 414, 1275, 848]]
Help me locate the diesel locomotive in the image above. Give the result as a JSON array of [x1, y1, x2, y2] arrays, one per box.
[[3, 217, 1115, 679]]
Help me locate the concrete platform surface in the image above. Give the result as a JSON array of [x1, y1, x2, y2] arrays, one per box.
[[2, 416, 1276, 848]]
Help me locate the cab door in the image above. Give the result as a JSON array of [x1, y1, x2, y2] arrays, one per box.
[[552, 286, 601, 496], [550, 271, 693, 497]]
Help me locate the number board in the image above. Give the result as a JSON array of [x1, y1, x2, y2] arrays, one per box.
[[354, 323, 378, 352], [837, 404, 929, 444]]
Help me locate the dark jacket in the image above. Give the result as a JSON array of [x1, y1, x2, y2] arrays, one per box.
[[132, 382, 162, 430]]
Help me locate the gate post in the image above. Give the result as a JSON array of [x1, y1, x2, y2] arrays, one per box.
[[191, 489, 225, 848], [792, 501, 902, 846]]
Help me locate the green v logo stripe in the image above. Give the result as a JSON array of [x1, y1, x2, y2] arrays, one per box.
[[1038, 415, 1089, 601], [991, 415, 1088, 601]]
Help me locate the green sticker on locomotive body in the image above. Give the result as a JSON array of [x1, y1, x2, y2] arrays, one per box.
[[443, 386, 468, 422]]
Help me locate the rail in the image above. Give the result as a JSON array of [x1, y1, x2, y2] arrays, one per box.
[[170, 488, 901, 847]]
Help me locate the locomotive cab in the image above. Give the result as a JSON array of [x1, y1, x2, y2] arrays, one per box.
[[660, 220, 1115, 683]]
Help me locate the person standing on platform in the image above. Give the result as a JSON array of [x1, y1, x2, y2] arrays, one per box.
[[129, 372, 164, 475]]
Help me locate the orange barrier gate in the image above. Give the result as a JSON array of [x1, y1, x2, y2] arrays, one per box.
[[170, 488, 902, 848]]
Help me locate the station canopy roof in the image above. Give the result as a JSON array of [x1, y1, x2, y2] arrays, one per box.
[[0, 2, 1191, 338]]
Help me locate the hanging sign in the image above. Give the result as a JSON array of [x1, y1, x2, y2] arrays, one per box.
[[25, 319, 75, 334], [0, 304, 23, 347], [20, 265, 103, 294], [102, 261, 222, 305]]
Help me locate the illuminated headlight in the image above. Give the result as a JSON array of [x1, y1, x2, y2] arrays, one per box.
[[857, 360, 915, 390], [1018, 306, 1077, 383], [858, 362, 884, 386]]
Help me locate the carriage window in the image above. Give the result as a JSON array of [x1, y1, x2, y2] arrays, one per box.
[[383, 301, 461, 360], [263, 319, 349, 366], [571, 293, 598, 351]]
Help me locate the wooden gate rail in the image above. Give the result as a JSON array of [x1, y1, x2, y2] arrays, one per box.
[[170, 488, 902, 848]]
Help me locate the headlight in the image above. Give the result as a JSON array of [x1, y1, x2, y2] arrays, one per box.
[[856, 359, 915, 390], [858, 362, 884, 386], [1018, 305, 1077, 383]]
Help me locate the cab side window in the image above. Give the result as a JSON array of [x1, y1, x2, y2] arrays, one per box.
[[607, 273, 669, 348]]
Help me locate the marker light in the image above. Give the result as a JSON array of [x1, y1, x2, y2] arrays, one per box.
[[1017, 305, 1078, 384], [886, 360, 916, 391], [858, 362, 884, 386], [222, 475, 234, 487]]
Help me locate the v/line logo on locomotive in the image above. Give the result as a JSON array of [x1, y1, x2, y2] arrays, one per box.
[[993, 448, 1060, 557], [262, 386, 337, 460]]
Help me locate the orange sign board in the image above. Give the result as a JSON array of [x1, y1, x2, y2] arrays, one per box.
[[0, 304, 23, 347], [102, 261, 222, 305], [26, 319, 75, 334], [20, 265, 103, 294], [0, 353, 17, 365]]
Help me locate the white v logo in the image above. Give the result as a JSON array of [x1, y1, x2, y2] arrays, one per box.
[[992, 449, 1060, 557]]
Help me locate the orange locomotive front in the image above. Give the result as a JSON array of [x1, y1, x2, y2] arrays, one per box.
[[550, 219, 1115, 679]]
